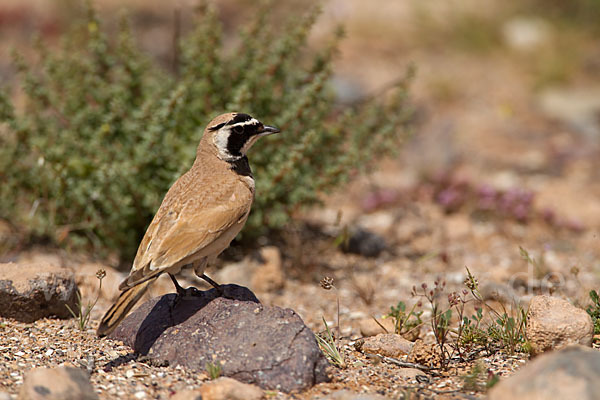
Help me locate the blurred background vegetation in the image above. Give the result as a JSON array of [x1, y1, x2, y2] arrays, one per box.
[[0, 1, 412, 260], [1, 0, 600, 264]]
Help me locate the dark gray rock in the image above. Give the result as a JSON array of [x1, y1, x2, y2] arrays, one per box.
[[110, 284, 330, 392], [488, 345, 600, 400], [341, 228, 386, 258], [0, 262, 79, 322], [19, 366, 98, 400]]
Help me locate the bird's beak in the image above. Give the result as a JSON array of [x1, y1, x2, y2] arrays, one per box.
[[258, 125, 280, 136]]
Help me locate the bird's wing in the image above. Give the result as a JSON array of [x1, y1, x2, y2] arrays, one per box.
[[123, 187, 252, 288]]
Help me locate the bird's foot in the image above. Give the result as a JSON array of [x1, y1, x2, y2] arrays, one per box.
[[169, 274, 203, 308], [198, 273, 226, 297]]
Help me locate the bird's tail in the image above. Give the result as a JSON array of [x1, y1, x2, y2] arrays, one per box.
[[97, 276, 158, 337]]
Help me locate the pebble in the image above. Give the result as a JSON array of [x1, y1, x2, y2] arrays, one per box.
[[527, 295, 593, 355], [359, 333, 414, 357]]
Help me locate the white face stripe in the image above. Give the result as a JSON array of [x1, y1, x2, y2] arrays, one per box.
[[228, 118, 260, 128], [212, 129, 235, 161]]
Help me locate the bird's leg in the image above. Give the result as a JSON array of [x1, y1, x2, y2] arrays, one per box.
[[193, 260, 224, 296], [199, 273, 224, 296], [169, 273, 201, 299]]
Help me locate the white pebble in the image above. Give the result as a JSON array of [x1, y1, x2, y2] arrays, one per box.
[[134, 391, 146, 399]]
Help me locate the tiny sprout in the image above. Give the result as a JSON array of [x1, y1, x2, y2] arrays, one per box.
[[320, 277, 334, 290], [462, 289, 468, 295], [66, 268, 105, 330], [421, 283, 428, 290]]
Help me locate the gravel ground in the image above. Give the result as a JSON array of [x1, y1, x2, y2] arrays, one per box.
[[0, 316, 529, 399], [2, 1, 600, 399]]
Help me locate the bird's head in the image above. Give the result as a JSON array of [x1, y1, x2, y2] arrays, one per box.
[[201, 112, 280, 161]]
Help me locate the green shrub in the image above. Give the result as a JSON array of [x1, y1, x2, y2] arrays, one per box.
[[587, 290, 600, 335], [0, 1, 412, 260]]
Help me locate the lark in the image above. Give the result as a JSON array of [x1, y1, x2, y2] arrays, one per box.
[[97, 112, 279, 337]]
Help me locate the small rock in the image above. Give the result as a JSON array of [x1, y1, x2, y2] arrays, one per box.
[[488, 345, 600, 400], [19, 366, 98, 400], [355, 211, 395, 234], [502, 16, 551, 51], [341, 228, 386, 258], [359, 333, 413, 357], [322, 390, 390, 400], [396, 368, 427, 381], [110, 284, 329, 393], [170, 390, 203, 400], [537, 86, 600, 138], [251, 246, 285, 292], [0, 263, 79, 322], [444, 214, 471, 240], [358, 318, 395, 337], [198, 377, 263, 400], [526, 295, 593, 356], [408, 340, 443, 368]]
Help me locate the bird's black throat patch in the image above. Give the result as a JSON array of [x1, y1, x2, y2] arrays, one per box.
[[230, 156, 252, 177], [225, 131, 250, 158]]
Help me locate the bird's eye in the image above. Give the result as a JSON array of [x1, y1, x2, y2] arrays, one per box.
[[233, 125, 244, 134]]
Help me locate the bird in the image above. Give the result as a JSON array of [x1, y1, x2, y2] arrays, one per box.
[[97, 112, 280, 337]]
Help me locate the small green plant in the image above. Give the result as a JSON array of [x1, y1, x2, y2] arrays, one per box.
[[66, 269, 106, 330], [462, 362, 499, 392], [383, 300, 423, 336], [413, 280, 453, 368], [458, 307, 489, 354], [463, 267, 529, 355], [586, 289, 600, 335], [486, 308, 528, 355], [316, 317, 346, 368], [317, 277, 346, 368], [205, 361, 222, 380]]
